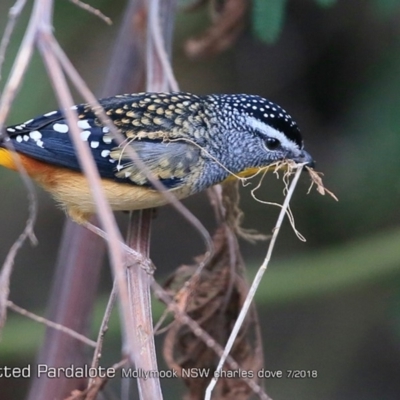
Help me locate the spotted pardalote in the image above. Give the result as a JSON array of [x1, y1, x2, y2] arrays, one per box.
[[0, 92, 314, 223]]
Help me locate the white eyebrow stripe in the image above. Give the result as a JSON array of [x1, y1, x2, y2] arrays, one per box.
[[245, 116, 300, 153]]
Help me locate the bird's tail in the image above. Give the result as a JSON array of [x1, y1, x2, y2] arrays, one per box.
[[0, 148, 15, 170]]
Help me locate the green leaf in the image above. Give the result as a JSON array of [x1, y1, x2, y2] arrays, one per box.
[[252, 0, 288, 43]]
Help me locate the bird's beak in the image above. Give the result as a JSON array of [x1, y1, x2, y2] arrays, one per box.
[[294, 150, 315, 169]]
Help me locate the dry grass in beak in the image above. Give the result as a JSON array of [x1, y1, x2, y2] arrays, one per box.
[[248, 160, 306, 242]]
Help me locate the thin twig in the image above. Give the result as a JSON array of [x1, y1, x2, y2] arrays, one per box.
[[0, 143, 38, 329], [0, 0, 39, 124], [82, 221, 154, 274], [147, 0, 179, 91], [7, 301, 97, 347], [88, 281, 118, 386], [205, 164, 305, 400], [0, 0, 44, 331], [66, 358, 129, 400], [0, 0, 28, 83], [68, 0, 112, 25], [0, 196, 37, 329]]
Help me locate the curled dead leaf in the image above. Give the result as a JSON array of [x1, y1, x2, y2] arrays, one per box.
[[184, 0, 249, 59]]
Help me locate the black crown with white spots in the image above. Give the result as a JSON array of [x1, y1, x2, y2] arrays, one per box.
[[206, 94, 303, 148]]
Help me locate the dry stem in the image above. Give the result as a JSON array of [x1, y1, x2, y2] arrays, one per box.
[[7, 301, 96, 347], [0, 0, 41, 331], [88, 281, 117, 386], [205, 164, 306, 400], [118, 1, 179, 398], [67, 0, 112, 25], [0, 0, 28, 82]]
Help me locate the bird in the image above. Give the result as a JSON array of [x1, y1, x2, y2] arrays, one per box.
[[0, 92, 314, 223]]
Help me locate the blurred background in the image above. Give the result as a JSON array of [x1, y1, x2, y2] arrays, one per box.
[[1, 0, 400, 399]]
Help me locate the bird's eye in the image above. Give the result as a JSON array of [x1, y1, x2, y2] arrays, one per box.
[[265, 137, 280, 150]]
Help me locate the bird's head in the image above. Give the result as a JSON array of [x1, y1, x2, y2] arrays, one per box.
[[202, 94, 314, 181]]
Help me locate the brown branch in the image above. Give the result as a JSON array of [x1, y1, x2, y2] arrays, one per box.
[[0, 0, 41, 333], [146, 0, 178, 91], [88, 281, 117, 387], [24, 1, 144, 399], [68, 0, 112, 25], [7, 301, 97, 348], [125, 209, 161, 399], [0, 0, 28, 82], [117, 1, 179, 398]]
